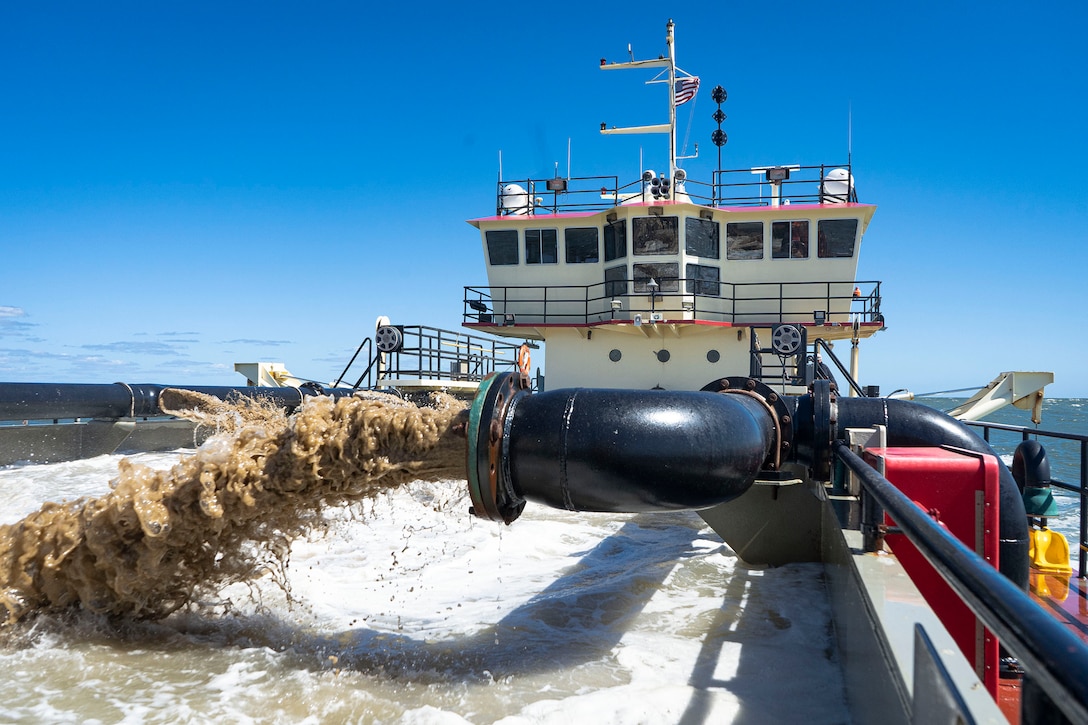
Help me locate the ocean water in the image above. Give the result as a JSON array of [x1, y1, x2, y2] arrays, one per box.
[[0, 454, 847, 724], [1, 397, 1084, 724]]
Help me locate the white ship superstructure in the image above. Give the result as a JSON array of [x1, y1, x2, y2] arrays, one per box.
[[464, 20, 879, 395]]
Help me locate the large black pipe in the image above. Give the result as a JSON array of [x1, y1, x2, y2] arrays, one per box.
[[469, 376, 1028, 588], [0, 382, 355, 421], [468, 374, 777, 521], [796, 395, 1030, 589]]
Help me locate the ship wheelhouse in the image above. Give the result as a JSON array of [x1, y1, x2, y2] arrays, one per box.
[[464, 165, 881, 393]]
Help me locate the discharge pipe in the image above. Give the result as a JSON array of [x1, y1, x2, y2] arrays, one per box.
[[466, 373, 781, 524], [467, 375, 1028, 588]]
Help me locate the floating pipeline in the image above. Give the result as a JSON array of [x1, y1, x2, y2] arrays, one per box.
[[0, 381, 360, 422], [0, 390, 469, 625], [467, 374, 1029, 589]]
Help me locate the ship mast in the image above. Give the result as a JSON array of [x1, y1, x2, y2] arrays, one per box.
[[600, 19, 679, 183]]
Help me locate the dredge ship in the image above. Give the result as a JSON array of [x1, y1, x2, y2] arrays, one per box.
[[2, 20, 1087, 724]]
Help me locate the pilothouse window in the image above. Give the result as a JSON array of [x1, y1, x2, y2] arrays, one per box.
[[605, 265, 628, 297], [565, 227, 599, 263], [726, 222, 764, 260], [817, 219, 859, 258], [633, 263, 679, 293], [526, 229, 558, 264], [772, 220, 809, 259], [685, 218, 719, 259], [686, 263, 720, 296], [486, 230, 519, 266], [604, 219, 627, 261], [633, 216, 679, 255]]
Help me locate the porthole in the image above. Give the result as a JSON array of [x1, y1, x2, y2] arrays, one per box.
[[657, 349, 671, 363], [707, 349, 721, 363], [609, 349, 622, 362]]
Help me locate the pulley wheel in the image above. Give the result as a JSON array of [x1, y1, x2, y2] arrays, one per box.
[[771, 324, 803, 355], [375, 325, 404, 353]]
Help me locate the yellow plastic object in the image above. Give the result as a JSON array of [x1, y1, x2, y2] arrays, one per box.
[[1028, 527, 1072, 574], [1030, 571, 1071, 601]]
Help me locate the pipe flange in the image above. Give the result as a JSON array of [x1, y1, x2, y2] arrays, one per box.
[[701, 376, 793, 471], [809, 379, 837, 481], [467, 372, 529, 524]]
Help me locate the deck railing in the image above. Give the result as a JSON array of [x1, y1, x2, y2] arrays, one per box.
[[464, 279, 882, 327], [836, 441, 1088, 723], [494, 163, 857, 215], [966, 420, 1088, 579], [336, 325, 523, 389]]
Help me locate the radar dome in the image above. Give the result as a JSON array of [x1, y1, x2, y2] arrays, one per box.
[[821, 168, 854, 204], [500, 184, 532, 215]]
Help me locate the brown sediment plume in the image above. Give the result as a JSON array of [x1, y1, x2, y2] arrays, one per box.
[[0, 391, 469, 625]]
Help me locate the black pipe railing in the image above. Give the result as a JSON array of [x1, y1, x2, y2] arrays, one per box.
[[967, 420, 1088, 579], [332, 336, 374, 389], [835, 441, 1088, 723], [463, 280, 882, 327], [491, 162, 858, 215], [712, 163, 856, 207], [372, 325, 522, 385], [810, 339, 869, 398]]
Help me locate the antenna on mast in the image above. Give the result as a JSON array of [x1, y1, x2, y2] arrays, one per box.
[[847, 102, 853, 166]]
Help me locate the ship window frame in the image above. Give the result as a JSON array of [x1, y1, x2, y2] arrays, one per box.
[[633, 262, 679, 293], [771, 220, 810, 260], [604, 264, 628, 297], [726, 221, 764, 260], [485, 229, 519, 266], [817, 218, 859, 258], [604, 218, 627, 261], [685, 217, 720, 259], [564, 227, 600, 264], [685, 263, 720, 297], [632, 216, 679, 256], [525, 228, 559, 265]]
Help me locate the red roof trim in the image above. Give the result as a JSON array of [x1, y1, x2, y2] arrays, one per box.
[[463, 319, 883, 331]]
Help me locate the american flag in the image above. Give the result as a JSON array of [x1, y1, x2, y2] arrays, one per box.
[[674, 77, 700, 106]]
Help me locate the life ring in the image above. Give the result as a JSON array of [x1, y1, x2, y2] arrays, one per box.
[[518, 344, 531, 376]]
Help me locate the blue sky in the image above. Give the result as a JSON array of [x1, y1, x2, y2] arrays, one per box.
[[2, 3, 1086, 397]]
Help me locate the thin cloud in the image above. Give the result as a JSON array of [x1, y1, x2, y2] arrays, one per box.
[[0, 307, 37, 337], [81, 341, 189, 356], [221, 338, 292, 346]]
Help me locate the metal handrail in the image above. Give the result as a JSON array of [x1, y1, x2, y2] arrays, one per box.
[[464, 280, 882, 327], [967, 420, 1088, 578], [377, 325, 521, 384], [811, 339, 868, 397], [332, 337, 374, 389], [835, 441, 1088, 723], [492, 162, 859, 215]]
